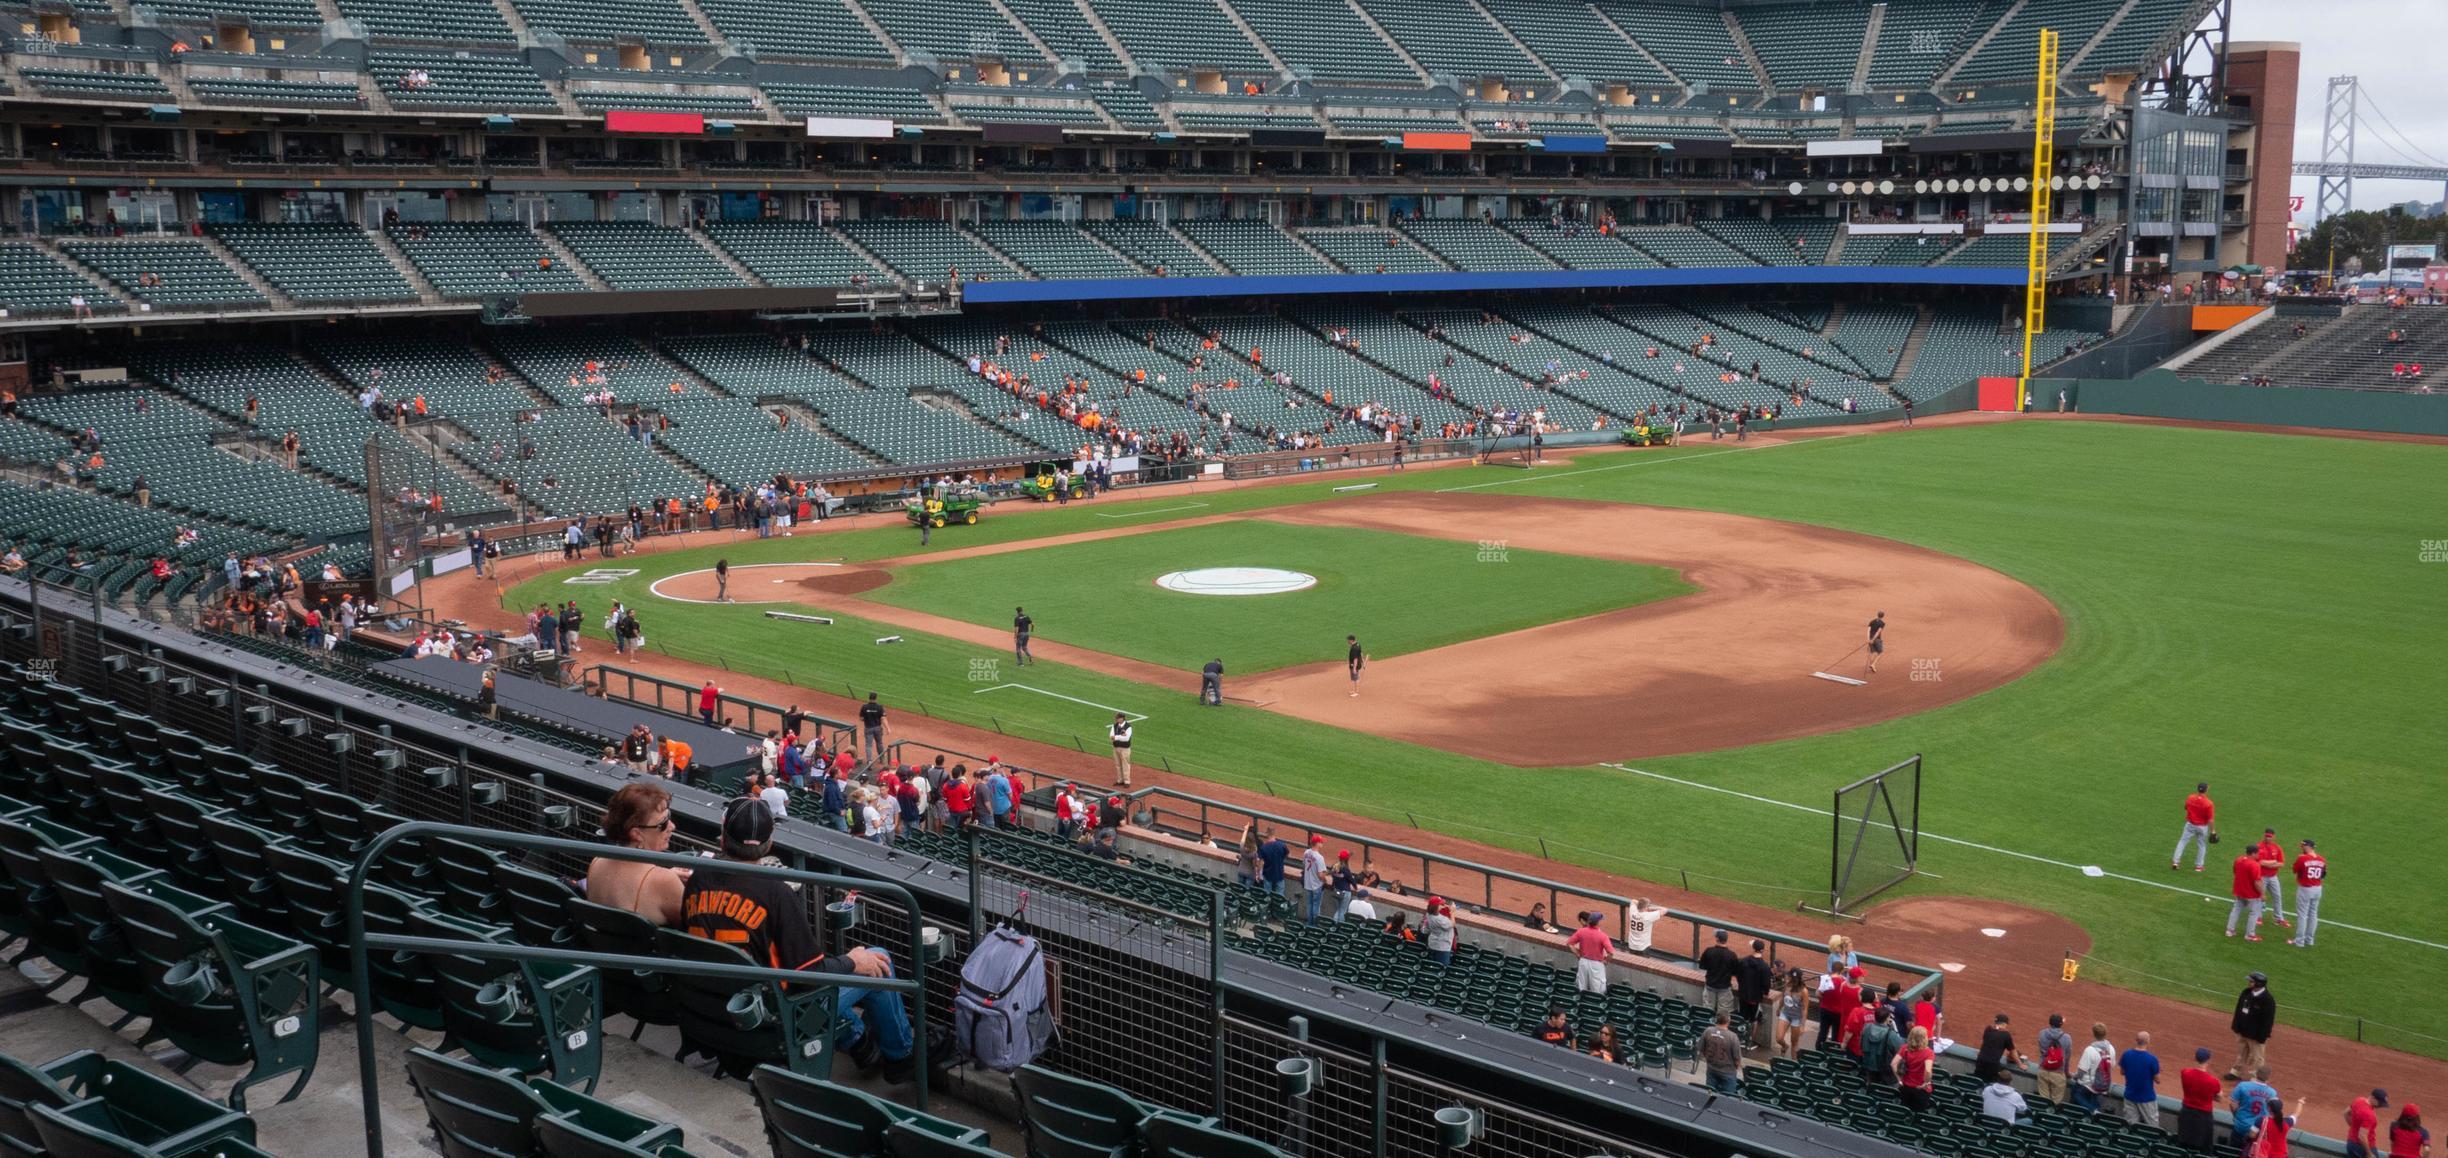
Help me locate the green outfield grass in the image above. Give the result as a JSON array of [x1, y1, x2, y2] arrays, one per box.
[[859, 519, 1689, 672], [509, 422, 2448, 1058]]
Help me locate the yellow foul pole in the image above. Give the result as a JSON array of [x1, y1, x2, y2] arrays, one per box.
[[2019, 27, 2059, 407]]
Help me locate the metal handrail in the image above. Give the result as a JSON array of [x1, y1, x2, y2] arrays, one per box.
[[1123, 784, 1635, 931], [345, 821, 934, 1157], [588, 661, 858, 743]]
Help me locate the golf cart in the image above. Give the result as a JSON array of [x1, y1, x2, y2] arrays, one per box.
[[904, 481, 982, 528]]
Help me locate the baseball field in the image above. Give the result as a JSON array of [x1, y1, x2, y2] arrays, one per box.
[[503, 416, 2448, 1061]]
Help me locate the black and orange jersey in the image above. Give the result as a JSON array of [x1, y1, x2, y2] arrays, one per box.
[[681, 866, 824, 974]]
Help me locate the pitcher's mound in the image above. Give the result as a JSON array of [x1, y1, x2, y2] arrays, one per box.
[[800, 568, 891, 596]]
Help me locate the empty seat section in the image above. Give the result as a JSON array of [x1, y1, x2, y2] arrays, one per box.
[[1829, 304, 1916, 380], [14, 389, 368, 535], [1596, 0, 1756, 89], [1499, 219, 1657, 269], [949, 97, 1107, 125], [312, 337, 538, 418], [1083, 220, 1217, 274], [1387, 307, 1606, 425], [837, 220, 1013, 281], [1617, 226, 1757, 268], [1940, 232, 2077, 267], [1295, 228, 1445, 273], [1734, 2, 1870, 92], [1477, 0, 1670, 86], [389, 223, 588, 297], [547, 222, 746, 290], [569, 87, 763, 116], [56, 240, 265, 309], [1861, 0, 1989, 89], [1091, 87, 1163, 128], [696, 0, 893, 59], [1288, 305, 1594, 428], [208, 223, 418, 303], [1394, 218, 1556, 271], [1190, 313, 1468, 433], [859, 0, 1043, 62], [18, 68, 176, 101], [1326, 113, 1465, 135], [370, 51, 558, 110], [2081, 0, 2197, 76], [1696, 217, 1834, 265], [761, 83, 940, 121], [0, 245, 119, 316], [1952, 0, 2122, 84], [702, 222, 884, 286], [1601, 303, 1844, 414], [1228, 0, 1414, 85], [507, 0, 706, 43], [449, 409, 705, 516], [1174, 220, 1331, 276], [637, 391, 873, 482], [1354, 0, 1542, 83], [1168, 107, 1322, 133], [1079, 0, 1270, 74], [972, 221, 1141, 279], [1000, 0, 1125, 72], [186, 78, 365, 106], [333, 0, 517, 40], [659, 332, 864, 407]]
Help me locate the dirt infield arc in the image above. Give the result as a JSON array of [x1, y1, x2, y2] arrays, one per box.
[[654, 493, 2065, 765]]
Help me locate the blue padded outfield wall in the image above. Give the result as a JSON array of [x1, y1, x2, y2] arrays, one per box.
[[961, 264, 2027, 304], [2055, 370, 2448, 436]]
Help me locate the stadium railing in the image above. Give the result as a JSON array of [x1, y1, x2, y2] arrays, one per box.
[[1126, 783, 1945, 1008], [591, 661, 859, 750]]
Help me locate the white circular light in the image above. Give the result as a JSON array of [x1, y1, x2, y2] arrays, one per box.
[[1155, 568, 1318, 596], [1877, 180, 1895, 195], [1913, 180, 1929, 194], [1944, 179, 1961, 192], [1825, 181, 1840, 194], [2086, 175, 2104, 190], [1977, 177, 1995, 192], [2050, 175, 2066, 191], [1841, 181, 1859, 195], [1789, 181, 1805, 195]]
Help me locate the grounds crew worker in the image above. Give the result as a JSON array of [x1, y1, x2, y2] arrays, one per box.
[[1200, 658, 1224, 706], [1107, 712, 1133, 787]]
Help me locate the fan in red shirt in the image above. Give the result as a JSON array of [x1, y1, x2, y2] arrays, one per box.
[[1816, 968, 1860, 1049], [2227, 850, 2268, 940], [1841, 999, 1874, 1057], [2345, 1089, 2386, 1158]]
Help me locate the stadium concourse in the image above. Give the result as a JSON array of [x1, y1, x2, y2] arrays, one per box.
[[410, 445, 2448, 1130]]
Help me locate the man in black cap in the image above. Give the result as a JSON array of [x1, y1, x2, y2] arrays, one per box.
[[682, 796, 917, 1080], [2230, 970, 2276, 1080]]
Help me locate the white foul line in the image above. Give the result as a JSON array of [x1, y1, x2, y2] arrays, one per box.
[[973, 682, 1147, 722], [1598, 761, 2448, 953], [1437, 438, 1817, 494], [1093, 502, 1212, 520]]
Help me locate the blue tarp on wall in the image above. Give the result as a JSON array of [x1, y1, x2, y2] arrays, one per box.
[[961, 265, 2026, 304]]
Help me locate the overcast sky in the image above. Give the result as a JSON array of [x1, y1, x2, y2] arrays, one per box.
[[2230, 0, 2448, 216]]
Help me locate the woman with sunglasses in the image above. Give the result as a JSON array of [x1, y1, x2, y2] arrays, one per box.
[[588, 782, 690, 927]]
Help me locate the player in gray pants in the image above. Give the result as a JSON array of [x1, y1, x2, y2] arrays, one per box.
[[2290, 839, 2326, 947]]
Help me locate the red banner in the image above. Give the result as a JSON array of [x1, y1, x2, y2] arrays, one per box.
[[605, 110, 705, 135], [1400, 131, 1473, 152]]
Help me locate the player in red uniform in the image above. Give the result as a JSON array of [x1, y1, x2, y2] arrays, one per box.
[[2252, 829, 2291, 929], [2226, 849, 2267, 940], [2173, 781, 2215, 871], [2290, 839, 2328, 948]]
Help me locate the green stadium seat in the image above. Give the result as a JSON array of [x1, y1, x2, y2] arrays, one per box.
[[536, 1115, 704, 1158], [749, 1065, 989, 1158], [1014, 1062, 1207, 1157], [101, 880, 320, 1111], [0, 1050, 254, 1158], [409, 908, 606, 1091], [402, 1047, 682, 1158], [657, 928, 838, 1080], [563, 896, 682, 1040], [1142, 1116, 1292, 1158]]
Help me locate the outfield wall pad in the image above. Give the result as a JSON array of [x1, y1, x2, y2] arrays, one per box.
[[961, 265, 2025, 304], [2053, 370, 2448, 436]]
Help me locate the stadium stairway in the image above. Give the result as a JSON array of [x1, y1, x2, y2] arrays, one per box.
[[535, 231, 614, 292]]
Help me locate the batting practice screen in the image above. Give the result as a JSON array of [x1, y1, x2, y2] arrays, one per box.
[[1829, 754, 1923, 915]]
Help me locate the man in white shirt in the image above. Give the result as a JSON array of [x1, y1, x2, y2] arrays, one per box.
[[1107, 713, 1133, 787], [1981, 1075, 2030, 1125], [1343, 888, 1378, 923], [755, 774, 789, 824], [1300, 837, 1328, 924]]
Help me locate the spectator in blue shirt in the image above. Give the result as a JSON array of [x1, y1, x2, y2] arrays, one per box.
[[2232, 1066, 2280, 1146], [1257, 832, 1290, 897], [2117, 1031, 2162, 1128], [987, 767, 1015, 826]]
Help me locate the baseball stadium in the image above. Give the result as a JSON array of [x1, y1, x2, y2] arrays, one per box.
[[0, 0, 2441, 1153]]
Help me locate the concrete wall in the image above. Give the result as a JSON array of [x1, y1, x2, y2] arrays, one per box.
[[2052, 369, 2448, 436]]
